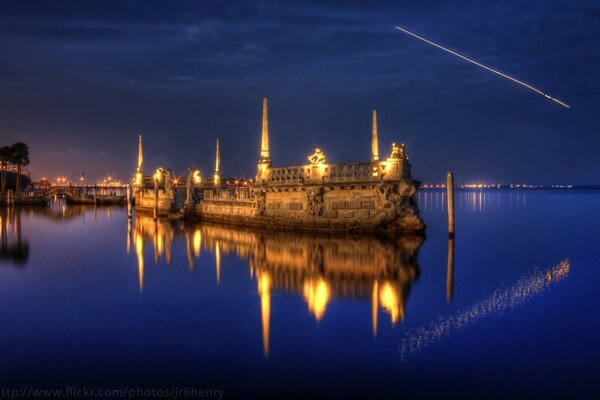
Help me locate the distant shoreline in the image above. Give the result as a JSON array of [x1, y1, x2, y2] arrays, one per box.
[[420, 184, 600, 190]]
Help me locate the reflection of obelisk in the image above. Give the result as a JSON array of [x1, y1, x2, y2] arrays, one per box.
[[258, 272, 271, 358], [371, 109, 379, 161], [135, 234, 144, 293], [372, 280, 379, 337], [215, 242, 221, 283], [186, 228, 195, 272]]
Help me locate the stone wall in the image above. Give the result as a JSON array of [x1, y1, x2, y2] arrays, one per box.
[[197, 180, 424, 235]]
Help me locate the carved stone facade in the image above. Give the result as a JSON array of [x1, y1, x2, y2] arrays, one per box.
[[306, 187, 324, 216]]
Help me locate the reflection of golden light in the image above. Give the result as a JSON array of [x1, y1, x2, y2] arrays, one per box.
[[157, 234, 164, 256], [372, 281, 379, 337], [193, 230, 201, 256], [127, 220, 131, 255], [215, 242, 221, 283], [258, 272, 271, 358], [303, 278, 330, 321], [135, 234, 144, 294], [380, 282, 401, 324]]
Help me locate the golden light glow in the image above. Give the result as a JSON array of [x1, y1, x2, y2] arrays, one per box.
[[379, 282, 401, 325], [193, 170, 201, 184], [303, 278, 331, 321], [153, 168, 163, 182], [193, 229, 201, 256]]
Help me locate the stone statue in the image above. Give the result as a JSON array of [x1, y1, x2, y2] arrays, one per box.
[[306, 187, 324, 217], [255, 190, 266, 216], [308, 148, 326, 165], [164, 168, 174, 190], [389, 143, 408, 160]]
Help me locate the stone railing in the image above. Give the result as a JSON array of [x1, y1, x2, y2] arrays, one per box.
[[267, 166, 309, 184], [204, 189, 255, 202], [263, 161, 407, 186]]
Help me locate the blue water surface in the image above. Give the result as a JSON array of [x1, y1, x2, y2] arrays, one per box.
[[0, 190, 598, 399]]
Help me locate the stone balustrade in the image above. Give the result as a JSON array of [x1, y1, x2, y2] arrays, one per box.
[[263, 160, 408, 186], [204, 189, 255, 202]]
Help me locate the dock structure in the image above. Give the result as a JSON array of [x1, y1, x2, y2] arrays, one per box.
[[133, 99, 426, 235]]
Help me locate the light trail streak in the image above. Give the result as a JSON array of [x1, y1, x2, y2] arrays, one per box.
[[399, 259, 570, 361], [395, 26, 570, 108]]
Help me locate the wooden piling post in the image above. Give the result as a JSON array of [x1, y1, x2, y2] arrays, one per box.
[[126, 184, 132, 219], [7, 189, 13, 206], [447, 171, 455, 237], [153, 179, 159, 220]]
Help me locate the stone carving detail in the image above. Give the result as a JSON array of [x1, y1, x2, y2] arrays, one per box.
[[306, 187, 324, 216], [308, 148, 326, 165], [398, 181, 416, 197], [256, 190, 266, 216], [376, 181, 424, 233]]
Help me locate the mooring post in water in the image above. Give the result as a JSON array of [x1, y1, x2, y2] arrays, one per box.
[[447, 171, 455, 237], [7, 189, 13, 206], [446, 236, 454, 302], [93, 185, 97, 204], [126, 184, 132, 219], [153, 178, 159, 220]]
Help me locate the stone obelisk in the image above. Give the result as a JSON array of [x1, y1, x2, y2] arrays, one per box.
[[261, 98, 269, 162], [136, 134, 144, 187], [371, 110, 379, 162], [214, 138, 221, 187], [256, 98, 271, 182], [137, 134, 143, 173]]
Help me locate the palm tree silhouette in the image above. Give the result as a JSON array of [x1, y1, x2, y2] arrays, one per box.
[[0, 146, 13, 196], [10, 142, 29, 195]]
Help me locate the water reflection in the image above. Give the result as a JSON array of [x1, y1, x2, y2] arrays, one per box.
[[131, 215, 424, 356], [0, 207, 29, 266], [418, 190, 532, 213]]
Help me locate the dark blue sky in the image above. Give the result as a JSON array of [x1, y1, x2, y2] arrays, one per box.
[[1, 0, 598, 184]]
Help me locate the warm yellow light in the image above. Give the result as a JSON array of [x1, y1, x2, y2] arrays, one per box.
[[379, 282, 401, 324], [303, 278, 330, 321], [193, 170, 201, 184], [193, 229, 201, 256]]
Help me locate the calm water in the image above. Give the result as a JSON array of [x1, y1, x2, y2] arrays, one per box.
[[1, 190, 599, 399]]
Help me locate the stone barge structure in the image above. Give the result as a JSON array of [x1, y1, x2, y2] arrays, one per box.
[[133, 99, 425, 235]]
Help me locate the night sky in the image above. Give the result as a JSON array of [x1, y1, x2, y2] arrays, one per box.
[[1, 1, 598, 184]]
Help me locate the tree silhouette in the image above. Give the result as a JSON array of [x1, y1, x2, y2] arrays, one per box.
[[10, 142, 29, 194], [0, 146, 13, 196]]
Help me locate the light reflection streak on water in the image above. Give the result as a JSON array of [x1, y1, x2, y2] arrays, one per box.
[[399, 260, 570, 361], [417, 190, 530, 213]]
